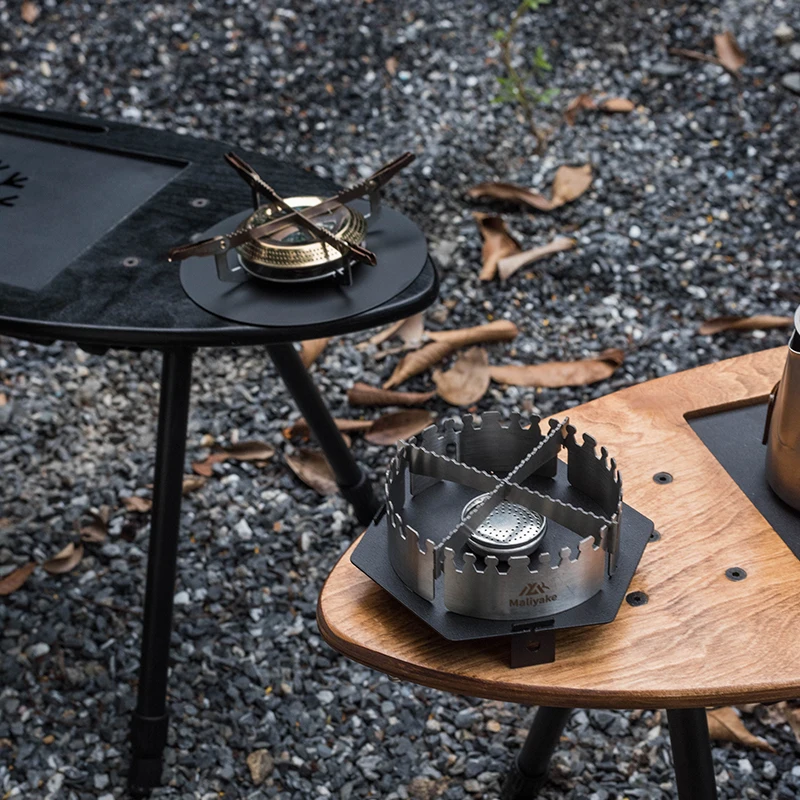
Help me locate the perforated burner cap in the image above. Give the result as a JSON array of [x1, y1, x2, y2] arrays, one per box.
[[461, 493, 548, 559]]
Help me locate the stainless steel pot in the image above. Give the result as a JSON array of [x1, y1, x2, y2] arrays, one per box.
[[764, 305, 800, 510]]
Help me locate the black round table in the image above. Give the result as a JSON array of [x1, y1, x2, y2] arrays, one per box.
[[0, 106, 438, 794]]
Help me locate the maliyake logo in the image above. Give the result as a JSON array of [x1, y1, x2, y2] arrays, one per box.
[[0, 160, 27, 207], [509, 581, 557, 608]]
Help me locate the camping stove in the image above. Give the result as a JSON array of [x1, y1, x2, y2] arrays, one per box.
[[351, 413, 655, 667], [169, 151, 413, 286]]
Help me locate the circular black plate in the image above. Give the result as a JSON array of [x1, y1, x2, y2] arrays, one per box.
[[180, 200, 428, 329]]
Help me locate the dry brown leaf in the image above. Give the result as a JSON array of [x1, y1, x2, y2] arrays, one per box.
[[497, 237, 576, 280], [0, 563, 37, 596], [698, 315, 793, 335], [79, 507, 110, 543], [224, 441, 276, 461], [550, 164, 593, 209], [467, 183, 552, 212], [707, 707, 774, 752], [600, 97, 635, 113], [384, 340, 455, 389], [714, 31, 746, 75], [192, 452, 228, 476], [474, 213, 521, 281], [347, 382, 437, 407], [368, 313, 425, 348], [427, 320, 519, 346], [667, 46, 720, 66], [121, 496, 153, 514], [564, 93, 597, 125], [289, 417, 373, 439], [756, 702, 800, 744], [43, 542, 84, 576], [364, 410, 436, 445], [489, 348, 625, 388], [285, 450, 338, 495], [182, 475, 207, 495], [433, 348, 490, 406], [299, 338, 330, 368], [21, 1, 40, 23]]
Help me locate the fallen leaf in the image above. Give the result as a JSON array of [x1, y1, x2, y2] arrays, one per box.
[[192, 452, 229, 476], [564, 93, 597, 125], [550, 164, 593, 209], [364, 410, 436, 445], [21, 1, 40, 24], [667, 46, 720, 67], [426, 320, 519, 346], [600, 97, 635, 113], [498, 237, 576, 280], [698, 315, 793, 335], [80, 507, 111, 543], [474, 213, 521, 281], [347, 383, 437, 407], [246, 748, 275, 786], [467, 183, 551, 212], [368, 313, 425, 348], [299, 338, 330, 368], [285, 450, 338, 495], [182, 475, 207, 495], [384, 340, 454, 389], [385, 56, 399, 77], [289, 417, 373, 439], [489, 348, 625, 388], [433, 347, 490, 406], [0, 563, 37, 596], [43, 542, 84, 576], [224, 441, 276, 461], [707, 707, 774, 752], [121, 496, 153, 514], [468, 164, 592, 213], [755, 702, 800, 744], [714, 31, 746, 75]]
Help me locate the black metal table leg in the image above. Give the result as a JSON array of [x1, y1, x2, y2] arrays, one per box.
[[267, 342, 379, 525], [129, 348, 194, 795], [667, 708, 718, 800], [501, 706, 573, 799]]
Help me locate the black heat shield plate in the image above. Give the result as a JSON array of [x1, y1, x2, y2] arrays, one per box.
[[689, 401, 800, 559], [351, 459, 654, 642]]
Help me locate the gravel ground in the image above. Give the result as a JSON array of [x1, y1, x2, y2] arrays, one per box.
[[2, 0, 800, 798]]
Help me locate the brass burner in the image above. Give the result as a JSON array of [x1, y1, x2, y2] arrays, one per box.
[[235, 196, 368, 282]]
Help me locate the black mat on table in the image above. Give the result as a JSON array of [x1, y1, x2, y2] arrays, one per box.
[[689, 402, 800, 560]]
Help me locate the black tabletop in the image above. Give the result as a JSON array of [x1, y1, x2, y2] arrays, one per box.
[[0, 107, 437, 348]]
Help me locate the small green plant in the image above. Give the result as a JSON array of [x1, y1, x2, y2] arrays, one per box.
[[493, 0, 557, 153]]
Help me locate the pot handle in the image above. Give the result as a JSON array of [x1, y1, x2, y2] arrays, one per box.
[[762, 381, 781, 445]]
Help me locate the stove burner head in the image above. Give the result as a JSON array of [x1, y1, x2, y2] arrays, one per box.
[[235, 196, 368, 283], [461, 493, 547, 558]]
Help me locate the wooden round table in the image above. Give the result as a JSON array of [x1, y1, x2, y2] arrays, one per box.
[[318, 348, 799, 800]]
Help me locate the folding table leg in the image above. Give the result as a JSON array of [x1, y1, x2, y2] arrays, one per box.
[[667, 708, 718, 800], [129, 348, 193, 795], [501, 706, 573, 799], [266, 342, 380, 525]]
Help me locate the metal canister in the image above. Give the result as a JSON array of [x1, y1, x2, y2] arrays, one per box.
[[764, 305, 800, 510]]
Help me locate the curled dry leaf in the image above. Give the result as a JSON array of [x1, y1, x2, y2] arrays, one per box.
[[21, 1, 40, 24], [707, 707, 774, 753], [182, 475, 207, 495], [285, 449, 338, 495], [427, 320, 519, 346], [368, 313, 426, 348], [347, 382, 437, 407], [384, 340, 454, 389], [122, 496, 153, 514], [0, 562, 37, 596], [489, 348, 625, 388], [698, 315, 793, 335], [288, 417, 373, 439], [364, 409, 436, 445], [43, 541, 84, 576], [498, 237, 576, 281], [600, 97, 635, 113], [192, 440, 275, 475], [192, 452, 228, 477], [299, 337, 330, 368], [474, 213, 521, 281], [564, 93, 597, 126], [714, 31, 746, 75], [80, 506, 111, 543], [468, 165, 593, 214], [433, 347, 490, 406]]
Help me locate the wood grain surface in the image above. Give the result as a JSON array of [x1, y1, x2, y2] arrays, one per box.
[[317, 348, 800, 709]]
